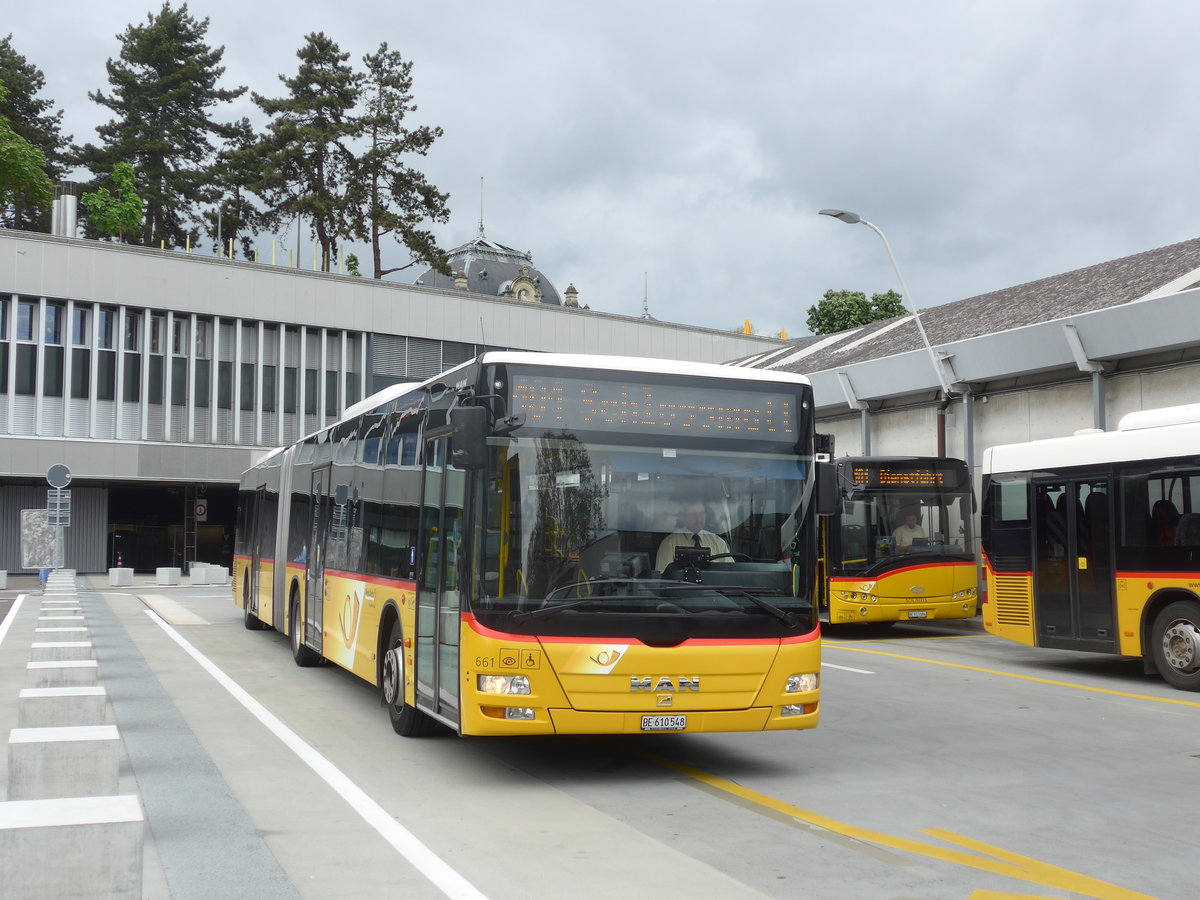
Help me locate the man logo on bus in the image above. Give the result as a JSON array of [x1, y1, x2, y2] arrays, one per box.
[[631, 677, 700, 692]]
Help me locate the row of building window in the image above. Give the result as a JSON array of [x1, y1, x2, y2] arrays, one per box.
[[2, 296, 205, 355], [0, 343, 357, 415]]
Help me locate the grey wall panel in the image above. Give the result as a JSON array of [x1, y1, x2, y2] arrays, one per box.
[[0, 484, 105, 572]]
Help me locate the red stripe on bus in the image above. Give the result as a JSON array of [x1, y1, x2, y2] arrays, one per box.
[[829, 560, 974, 582], [462, 613, 818, 646]]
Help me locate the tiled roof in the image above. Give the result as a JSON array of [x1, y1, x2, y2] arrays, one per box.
[[746, 236, 1200, 374]]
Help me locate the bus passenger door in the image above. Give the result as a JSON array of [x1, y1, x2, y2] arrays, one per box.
[[307, 467, 330, 651], [415, 435, 464, 725], [247, 486, 265, 617], [1033, 478, 1116, 651]]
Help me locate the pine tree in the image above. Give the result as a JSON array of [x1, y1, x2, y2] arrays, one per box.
[[76, 3, 245, 246], [201, 117, 268, 259], [0, 35, 71, 230], [253, 32, 362, 271], [351, 43, 450, 279]]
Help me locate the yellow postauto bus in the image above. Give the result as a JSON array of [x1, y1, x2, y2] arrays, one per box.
[[981, 404, 1200, 690], [818, 456, 978, 625], [234, 351, 832, 736]]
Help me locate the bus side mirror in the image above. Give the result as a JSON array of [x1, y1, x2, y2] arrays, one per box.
[[816, 460, 839, 516], [449, 406, 488, 469]]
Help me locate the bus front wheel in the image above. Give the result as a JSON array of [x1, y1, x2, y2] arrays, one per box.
[[382, 621, 437, 736], [1151, 601, 1200, 691]]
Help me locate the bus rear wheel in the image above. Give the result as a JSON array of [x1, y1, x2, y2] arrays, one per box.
[[290, 596, 320, 667], [382, 621, 437, 736], [243, 576, 265, 631], [1151, 601, 1200, 691]]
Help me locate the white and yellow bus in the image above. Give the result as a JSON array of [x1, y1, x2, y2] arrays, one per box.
[[818, 456, 978, 625], [234, 351, 831, 736], [981, 404, 1200, 691]]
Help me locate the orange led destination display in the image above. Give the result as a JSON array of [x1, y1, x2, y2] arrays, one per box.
[[849, 461, 966, 488], [509, 374, 797, 440]]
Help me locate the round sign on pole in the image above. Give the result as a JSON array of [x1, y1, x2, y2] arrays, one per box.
[[195, 501, 208, 522], [47, 464, 72, 489]]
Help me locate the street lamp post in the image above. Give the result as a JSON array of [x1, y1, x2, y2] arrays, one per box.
[[819, 209, 954, 399]]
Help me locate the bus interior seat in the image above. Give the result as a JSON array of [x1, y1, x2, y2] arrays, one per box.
[[1151, 499, 1180, 546], [1174, 513, 1200, 547]]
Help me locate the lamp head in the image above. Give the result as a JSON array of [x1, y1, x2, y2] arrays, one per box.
[[819, 209, 862, 225]]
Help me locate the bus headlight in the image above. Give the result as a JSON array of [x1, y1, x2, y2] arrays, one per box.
[[478, 674, 531, 695], [786, 673, 819, 693]]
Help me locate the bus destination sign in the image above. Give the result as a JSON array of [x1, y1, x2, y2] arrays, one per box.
[[509, 373, 797, 441]]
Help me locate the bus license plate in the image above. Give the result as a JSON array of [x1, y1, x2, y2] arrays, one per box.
[[641, 714, 686, 732], [907, 610, 928, 619]]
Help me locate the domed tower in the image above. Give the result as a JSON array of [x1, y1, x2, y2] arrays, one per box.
[[414, 224, 564, 306]]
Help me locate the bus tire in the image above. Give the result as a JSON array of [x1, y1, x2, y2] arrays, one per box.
[[290, 594, 320, 667], [1150, 600, 1200, 691], [243, 576, 265, 631], [382, 620, 437, 736]]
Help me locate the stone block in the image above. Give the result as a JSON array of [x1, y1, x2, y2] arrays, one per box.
[[7, 725, 121, 800], [108, 567, 134, 586], [19, 687, 108, 727], [0, 794, 143, 900], [0, 570, 6, 588], [155, 567, 181, 585], [30, 641, 95, 662], [189, 566, 211, 585], [26, 660, 99, 688], [213, 565, 230, 584]]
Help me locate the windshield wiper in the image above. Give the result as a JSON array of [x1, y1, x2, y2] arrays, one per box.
[[511, 599, 604, 621], [705, 587, 799, 626]]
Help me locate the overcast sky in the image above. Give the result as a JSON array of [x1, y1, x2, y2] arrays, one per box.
[[6, 1, 1199, 336]]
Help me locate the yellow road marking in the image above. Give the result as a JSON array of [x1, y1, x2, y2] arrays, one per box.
[[823, 642, 1200, 708], [641, 752, 1156, 900]]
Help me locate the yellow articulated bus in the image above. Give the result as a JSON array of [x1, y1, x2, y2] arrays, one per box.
[[234, 351, 834, 737], [981, 404, 1200, 690], [818, 456, 978, 625]]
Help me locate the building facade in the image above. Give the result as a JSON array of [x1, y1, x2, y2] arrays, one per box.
[[0, 230, 786, 573]]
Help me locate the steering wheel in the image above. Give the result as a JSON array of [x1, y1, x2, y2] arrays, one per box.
[[707, 552, 751, 562]]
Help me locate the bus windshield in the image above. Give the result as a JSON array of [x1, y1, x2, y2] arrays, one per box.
[[475, 432, 816, 639], [835, 483, 974, 575]]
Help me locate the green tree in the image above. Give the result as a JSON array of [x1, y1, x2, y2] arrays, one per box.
[[805, 288, 908, 336], [0, 84, 54, 219], [351, 43, 450, 279], [201, 117, 268, 259], [80, 161, 143, 241], [0, 35, 71, 230], [253, 32, 362, 271], [76, 3, 245, 247]]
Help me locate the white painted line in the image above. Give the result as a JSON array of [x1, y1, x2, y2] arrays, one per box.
[[821, 662, 876, 675], [35, 627, 89, 633], [38, 615, 85, 621], [27, 660, 99, 670], [0, 594, 25, 648], [143, 609, 490, 900], [31, 642, 93, 649]]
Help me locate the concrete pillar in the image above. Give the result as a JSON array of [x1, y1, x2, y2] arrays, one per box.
[[18, 687, 108, 728], [0, 794, 143, 900], [7, 725, 121, 800]]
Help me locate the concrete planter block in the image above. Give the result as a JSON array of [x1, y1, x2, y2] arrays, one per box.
[[30, 641, 94, 662], [0, 794, 143, 900], [26, 660, 99, 688], [189, 567, 211, 585], [108, 568, 134, 586], [213, 565, 230, 584], [0, 570, 6, 588], [7, 725, 121, 800], [155, 567, 181, 585], [19, 687, 108, 728]]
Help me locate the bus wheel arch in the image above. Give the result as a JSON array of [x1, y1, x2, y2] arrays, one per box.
[[1148, 596, 1200, 691], [290, 582, 319, 667], [381, 615, 437, 737]]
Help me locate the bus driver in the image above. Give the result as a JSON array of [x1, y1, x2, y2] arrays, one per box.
[[656, 499, 731, 571]]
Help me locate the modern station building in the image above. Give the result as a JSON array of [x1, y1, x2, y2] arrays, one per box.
[[0, 228, 785, 574], [734, 236, 1200, 506]]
